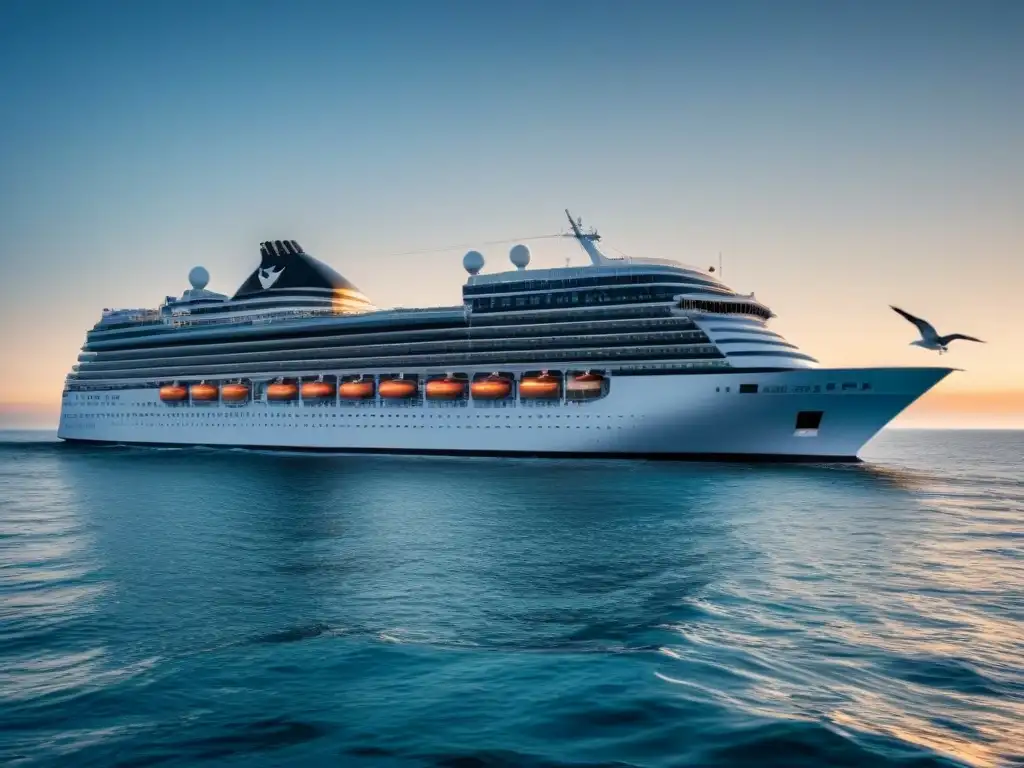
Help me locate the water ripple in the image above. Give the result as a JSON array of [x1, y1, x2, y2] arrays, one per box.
[[0, 430, 1021, 767]]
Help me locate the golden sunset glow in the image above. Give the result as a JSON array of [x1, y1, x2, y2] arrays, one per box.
[[896, 389, 1024, 429]]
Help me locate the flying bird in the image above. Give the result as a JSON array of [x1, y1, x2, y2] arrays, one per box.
[[890, 306, 985, 354]]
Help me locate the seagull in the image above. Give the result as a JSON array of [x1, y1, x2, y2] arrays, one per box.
[[890, 306, 985, 354]]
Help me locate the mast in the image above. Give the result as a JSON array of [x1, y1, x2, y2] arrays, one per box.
[[565, 209, 615, 266]]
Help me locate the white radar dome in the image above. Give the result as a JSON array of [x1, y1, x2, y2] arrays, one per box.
[[510, 244, 531, 270], [463, 250, 485, 275], [188, 266, 210, 290]]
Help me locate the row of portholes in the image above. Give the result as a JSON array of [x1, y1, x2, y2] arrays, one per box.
[[157, 371, 610, 406], [83, 421, 626, 430], [68, 411, 639, 421]]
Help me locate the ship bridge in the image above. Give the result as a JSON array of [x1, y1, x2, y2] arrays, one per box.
[[458, 210, 816, 370]]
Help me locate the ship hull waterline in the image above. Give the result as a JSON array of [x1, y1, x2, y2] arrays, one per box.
[[57, 366, 952, 462]]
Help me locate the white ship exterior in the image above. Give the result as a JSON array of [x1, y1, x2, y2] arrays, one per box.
[[58, 212, 951, 461]]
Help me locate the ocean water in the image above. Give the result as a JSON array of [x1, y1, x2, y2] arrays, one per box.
[[0, 431, 1021, 768]]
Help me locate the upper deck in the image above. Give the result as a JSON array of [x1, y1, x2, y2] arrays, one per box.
[[89, 224, 766, 339]]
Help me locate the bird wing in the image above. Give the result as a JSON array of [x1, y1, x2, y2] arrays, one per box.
[[940, 333, 985, 344], [890, 305, 937, 339]]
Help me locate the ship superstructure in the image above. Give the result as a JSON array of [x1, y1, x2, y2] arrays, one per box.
[[58, 213, 952, 460]]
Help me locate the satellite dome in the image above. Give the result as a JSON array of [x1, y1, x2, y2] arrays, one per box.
[[188, 266, 210, 290], [463, 250, 485, 275], [510, 244, 531, 270]]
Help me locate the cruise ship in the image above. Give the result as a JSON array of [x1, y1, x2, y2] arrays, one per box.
[[58, 211, 952, 460]]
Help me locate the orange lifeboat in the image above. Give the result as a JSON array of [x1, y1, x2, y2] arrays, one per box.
[[426, 377, 465, 400], [566, 372, 604, 394], [471, 375, 512, 400], [301, 380, 336, 400], [379, 378, 417, 399], [519, 374, 560, 399], [267, 382, 298, 401], [159, 384, 187, 402], [190, 382, 218, 402], [221, 383, 250, 402], [339, 379, 375, 399]]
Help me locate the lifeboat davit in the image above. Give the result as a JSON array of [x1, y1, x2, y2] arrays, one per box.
[[426, 377, 465, 400], [190, 382, 218, 401], [379, 378, 417, 399], [519, 374, 561, 399], [301, 380, 336, 400], [566, 372, 604, 395], [159, 384, 187, 402], [471, 375, 512, 400], [221, 383, 250, 402], [267, 382, 298, 401], [339, 379, 375, 399]]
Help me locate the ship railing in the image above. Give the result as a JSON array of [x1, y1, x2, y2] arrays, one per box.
[[614, 255, 716, 272], [92, 304, 464, 334], [72, 344, 726, 379]]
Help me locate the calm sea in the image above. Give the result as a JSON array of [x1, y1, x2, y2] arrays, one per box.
[[0, 430, 1021, 767]]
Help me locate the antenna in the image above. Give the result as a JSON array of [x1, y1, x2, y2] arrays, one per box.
[[564, 209, 601, 242], [564, 208, 613, 266], [719, 252, 723, 278]]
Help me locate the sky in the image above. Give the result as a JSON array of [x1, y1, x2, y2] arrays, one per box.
[[0, 0, 1021, 429]]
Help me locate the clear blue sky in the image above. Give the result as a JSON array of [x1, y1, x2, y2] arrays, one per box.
[[1, 0, 1022, 424]]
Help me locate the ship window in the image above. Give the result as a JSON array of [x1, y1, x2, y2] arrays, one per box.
[[795, 411, 823, 430], [739, 384, 758, 394]]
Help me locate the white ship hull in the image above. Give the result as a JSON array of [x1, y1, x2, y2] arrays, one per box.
[[58, 366, 951, 461]]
